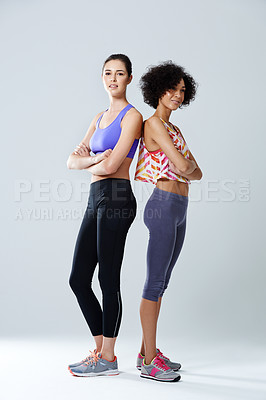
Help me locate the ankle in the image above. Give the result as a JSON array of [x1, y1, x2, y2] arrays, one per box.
[[101, 352, 115, 362], [145, 353, 157, 365]]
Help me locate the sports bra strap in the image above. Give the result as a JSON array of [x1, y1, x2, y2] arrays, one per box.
[[96, 109, 108, 128], [96, 104, 133, 129], [117, 104, 133, 122]]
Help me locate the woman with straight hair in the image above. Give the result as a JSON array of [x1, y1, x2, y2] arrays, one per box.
[[67, 54, 142, 377], [134, 61, 202, 382]]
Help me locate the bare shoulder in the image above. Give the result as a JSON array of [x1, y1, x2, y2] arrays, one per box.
[[124, 106, 143, 122], [122, 107, 143, 133], [91, 110, 105, 126], [145, 115, 163, 128], [145, 116, 167, 136], [142, 116, 164, 146], [95, 110, 105, 118], [121, 107, 143, 140]]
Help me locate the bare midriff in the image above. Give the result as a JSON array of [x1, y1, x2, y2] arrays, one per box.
[[90, 157, 132, 183], [156, 178, 189, 197]]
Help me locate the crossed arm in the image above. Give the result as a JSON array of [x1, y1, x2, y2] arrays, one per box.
[[169, 150, 202, 181], [67, 110, 143, 176], [66, 111, 107, 170], [168, 126, 202, 181], [84, 111, 142, 175], [145, 117, 203, 181]]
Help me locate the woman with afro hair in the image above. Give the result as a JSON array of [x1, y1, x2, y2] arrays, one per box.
[[134, 61, 203, 382]]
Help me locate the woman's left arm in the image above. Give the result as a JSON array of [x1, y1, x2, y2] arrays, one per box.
[[169, 149, 203, 181], [85, 110, 143, 176]]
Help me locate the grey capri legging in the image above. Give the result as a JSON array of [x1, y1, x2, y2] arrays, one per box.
[[142, 187, 188, 302]]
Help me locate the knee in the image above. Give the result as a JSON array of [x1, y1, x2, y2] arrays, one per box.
[[160, 278, 170, 297], [99, 281, 120, 297], [159, 285, 167, 298], [142, 279, 165, 302], [98, 272, 120, 295], [69, 273, 90, 295], [69, 274, 78, 294]]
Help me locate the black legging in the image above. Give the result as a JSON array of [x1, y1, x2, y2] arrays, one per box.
[[69, 178, 136, 338]]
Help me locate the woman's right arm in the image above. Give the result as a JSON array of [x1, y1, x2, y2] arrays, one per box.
[[146, 117, 197, 175], [67, 112, 110, 170]]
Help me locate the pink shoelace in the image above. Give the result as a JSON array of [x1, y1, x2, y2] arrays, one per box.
[[84, 350, 100, 365], [153, 356, 170, 371], [78, 348, 97, 363], [157, 348, 170, 361]]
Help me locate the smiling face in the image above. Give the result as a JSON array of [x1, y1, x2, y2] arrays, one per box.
[[159, 79, 186, 110], [102, 59, 132, 97]]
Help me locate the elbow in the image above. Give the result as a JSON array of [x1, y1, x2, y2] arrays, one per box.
[[104, 160, 118, 175], [179, 161, 191, 174], [198, 169, 203, 180], [67, 157, 73, 169], [105, 165, 118, 175], [67, 155, 77, 170], [193, 167, 203, 181], [181, 164, 190, 174]]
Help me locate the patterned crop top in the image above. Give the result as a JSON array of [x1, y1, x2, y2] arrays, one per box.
[[89, 104, 139, 159], [134, 118, 191, 185]]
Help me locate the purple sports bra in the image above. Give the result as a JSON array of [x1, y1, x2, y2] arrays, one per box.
[[89, 104, 139, 159]]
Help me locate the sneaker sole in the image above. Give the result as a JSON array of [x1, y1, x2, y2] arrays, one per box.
[[68, 366, 119, 377], [137, 365, 181, 372], [140, 373, 181, 382], [170, 367, 181, 371]]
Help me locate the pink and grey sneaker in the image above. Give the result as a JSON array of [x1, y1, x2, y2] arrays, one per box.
[[156, 348, 181, 371], [140, 355, 181, 382], [136, 352, 145, 370], [136, 348, 181, 371]]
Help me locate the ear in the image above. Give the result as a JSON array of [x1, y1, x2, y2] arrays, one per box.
[[128, 74, 133, 84]]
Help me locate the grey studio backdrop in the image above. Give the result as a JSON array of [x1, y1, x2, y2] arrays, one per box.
[[1, 0, 265, 347]]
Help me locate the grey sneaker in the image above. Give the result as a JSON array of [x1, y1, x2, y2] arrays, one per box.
[[140, 355, 181, 382], [68, 352, 119, 377], [136, 348, 181, 371], [68, 349, 98, 369]]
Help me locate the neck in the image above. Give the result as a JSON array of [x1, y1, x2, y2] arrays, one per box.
[[108, 95, 129, 112], [154, 104, 172, 122]]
